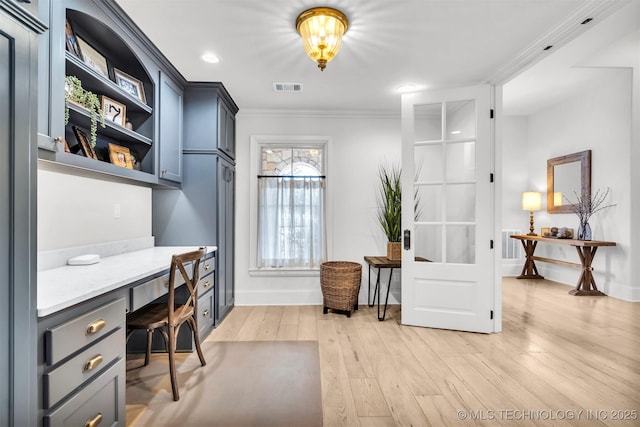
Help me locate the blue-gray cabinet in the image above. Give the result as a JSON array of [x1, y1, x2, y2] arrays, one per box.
[[0, 2, 45, 425], [158, 72, 183, 183], [154, 82, 238, 326], [37, 0, 186, 186]]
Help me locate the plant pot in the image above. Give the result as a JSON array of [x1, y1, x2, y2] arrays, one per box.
[[387, 242, 401, 260]]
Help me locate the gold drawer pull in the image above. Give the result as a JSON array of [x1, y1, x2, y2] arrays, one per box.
[[86, 319, 106, 335], [202, 309, 209, 317], [83, 354, 104, 373], [204, 263, 211, 271], [163, 280, 170, 289], [84, 412, 103, 427], [202, 280, 210, 289]]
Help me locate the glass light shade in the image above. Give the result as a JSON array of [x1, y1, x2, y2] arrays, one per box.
[[522, 191, 542, 211], [296, 7, 349, 71]]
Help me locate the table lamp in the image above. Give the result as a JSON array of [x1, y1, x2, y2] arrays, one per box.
[[522, 191, 542, 236]]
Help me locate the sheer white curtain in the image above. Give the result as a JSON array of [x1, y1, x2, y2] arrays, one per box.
[[257, 176, 326, 269]]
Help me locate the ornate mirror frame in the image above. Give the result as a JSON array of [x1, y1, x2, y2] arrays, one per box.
[[547, 150, 591, 214]]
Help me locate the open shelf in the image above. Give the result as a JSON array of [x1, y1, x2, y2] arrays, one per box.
[[67, 102, 152, 146], [66, 52, 152, 115]]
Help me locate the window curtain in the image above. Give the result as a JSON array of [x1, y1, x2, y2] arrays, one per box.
[[257, 176, 326, 269]]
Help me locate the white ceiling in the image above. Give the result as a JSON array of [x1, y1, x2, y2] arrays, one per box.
[[114, 0, 628, 114]]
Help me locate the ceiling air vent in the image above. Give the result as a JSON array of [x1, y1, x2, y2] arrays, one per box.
[[273, 82, 303, 92]]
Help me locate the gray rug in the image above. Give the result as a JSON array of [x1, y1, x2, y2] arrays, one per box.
[[127, 341, 323, 427]]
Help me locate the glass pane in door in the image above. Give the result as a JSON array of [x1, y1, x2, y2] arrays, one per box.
[[445, 100, 475, 140], [414, 144, 442, 182], [415, 224, 441, 262], [446, 225, 475, 264], [446, 183, 475, 222], [414, 185, 441, 222], [415, 103, 442, 141], [445, 142, 475, 182]]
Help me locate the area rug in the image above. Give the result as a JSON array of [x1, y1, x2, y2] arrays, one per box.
[[126, 341, 323, 427]]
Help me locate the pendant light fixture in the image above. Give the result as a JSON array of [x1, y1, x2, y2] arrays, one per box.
[[295, 7, 349, 71]]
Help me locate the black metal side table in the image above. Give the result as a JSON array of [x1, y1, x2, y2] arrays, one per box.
[[363, 256, 400, 321]]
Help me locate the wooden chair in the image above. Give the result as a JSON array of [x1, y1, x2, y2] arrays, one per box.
[[126, 247, 207, 401]]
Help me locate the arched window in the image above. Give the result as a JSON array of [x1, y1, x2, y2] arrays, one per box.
[[257, 145, 326, 269]]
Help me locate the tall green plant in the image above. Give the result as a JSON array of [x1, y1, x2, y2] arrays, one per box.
[[377, 164, 402, 242]]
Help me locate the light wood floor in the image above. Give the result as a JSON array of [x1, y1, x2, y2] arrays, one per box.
[[130, 278, 640, 426]]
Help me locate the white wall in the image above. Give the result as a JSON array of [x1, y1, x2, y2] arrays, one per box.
[[235, 112, 401, 305], [502, 68, 635, 300], [38, 162, 152, 251]]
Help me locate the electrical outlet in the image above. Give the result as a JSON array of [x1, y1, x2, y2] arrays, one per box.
[[114, 204, 121, 219]]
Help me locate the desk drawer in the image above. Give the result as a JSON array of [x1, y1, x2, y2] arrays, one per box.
[[131, 274, 171, 312], [197, 288, 214, 335], [44, 328, 124, 409], [199, 256, 214, 278], [44, 358, 125, 427], [45, 298, 125, 366], [199, 272, 214, 296]]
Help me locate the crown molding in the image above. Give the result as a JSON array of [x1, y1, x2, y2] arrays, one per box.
[[488, 0, 630, 85]]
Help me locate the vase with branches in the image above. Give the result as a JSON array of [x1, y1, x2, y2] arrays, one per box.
[[564, 187, 616, 240]]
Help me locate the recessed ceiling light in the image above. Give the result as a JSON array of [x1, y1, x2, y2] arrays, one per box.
[[396, 84, 417, 94], [201, 52, 221, 64]]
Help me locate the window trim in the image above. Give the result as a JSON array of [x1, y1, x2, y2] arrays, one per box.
[[249, 135, 332, 276]]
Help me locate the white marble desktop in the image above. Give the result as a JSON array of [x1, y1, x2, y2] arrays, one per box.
[[37, 245, 216, 317]]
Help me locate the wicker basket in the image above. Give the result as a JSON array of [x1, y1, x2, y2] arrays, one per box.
[[320, 261, 362, 318]]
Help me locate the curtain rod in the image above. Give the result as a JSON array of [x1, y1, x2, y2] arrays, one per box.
[[257, 175, 326, 179]]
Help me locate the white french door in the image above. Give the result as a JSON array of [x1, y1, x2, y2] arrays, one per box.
[[401, 85, 496, 333]]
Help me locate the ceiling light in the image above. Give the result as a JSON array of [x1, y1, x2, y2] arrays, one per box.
[[295, 7, 349, 71], [396, 84, 417, 94], [201, 52, 220, 64]]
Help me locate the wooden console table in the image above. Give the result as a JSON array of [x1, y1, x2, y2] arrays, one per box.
[[510, 235, 616, 296]]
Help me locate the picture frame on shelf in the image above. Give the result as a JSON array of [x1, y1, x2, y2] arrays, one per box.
[[101, 96, 127, 127], [113, 68, 146, 103], [65, 19, 82, 59], [108, 143, 134, 169], [72, 125, 97, 160], [76, 36, 109, 78]]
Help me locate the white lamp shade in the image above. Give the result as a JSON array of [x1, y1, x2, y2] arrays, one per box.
[[522, 191, 542, 211]]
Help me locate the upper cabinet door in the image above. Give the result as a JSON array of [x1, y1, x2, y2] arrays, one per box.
[[183, 83, 237, 156], [218, 100, 235, 158], [158, 72, 183, 183]]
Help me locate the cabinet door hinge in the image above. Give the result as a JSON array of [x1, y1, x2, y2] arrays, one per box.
[[490, 310, 494, 320], [490, 240, 494, 249], [490, 109, 494, 119]]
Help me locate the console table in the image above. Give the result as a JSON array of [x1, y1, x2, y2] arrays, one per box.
[[510, 235, 616, 296]]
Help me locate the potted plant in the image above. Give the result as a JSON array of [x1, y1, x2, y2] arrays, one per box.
[[377, 164, 402, 260], [64, 75, 105, 148]]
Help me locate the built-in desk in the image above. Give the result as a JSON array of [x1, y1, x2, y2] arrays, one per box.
[[37, 245, 216, 426], [510, 234, 616, 296]]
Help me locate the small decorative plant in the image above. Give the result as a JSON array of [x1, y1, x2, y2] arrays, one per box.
[[64, 75, 105, 147], [565, 187, 616, 240]]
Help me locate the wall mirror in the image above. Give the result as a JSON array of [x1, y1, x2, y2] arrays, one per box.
[[547, 150, 591, 214]]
